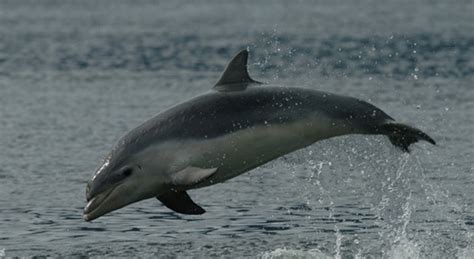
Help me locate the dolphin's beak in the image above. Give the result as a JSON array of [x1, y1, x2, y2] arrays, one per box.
[[83, 183, 122, 221], [83, 171, 120, 221], [83, 166, 150, 221]]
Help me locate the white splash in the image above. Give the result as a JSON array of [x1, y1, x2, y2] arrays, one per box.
[[262, 248, 332, 259]]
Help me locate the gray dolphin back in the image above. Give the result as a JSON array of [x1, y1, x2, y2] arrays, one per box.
[[112, 49, 435, 162]]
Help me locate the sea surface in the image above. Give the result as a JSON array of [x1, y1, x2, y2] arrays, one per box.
[[0, 0, 473, 258]]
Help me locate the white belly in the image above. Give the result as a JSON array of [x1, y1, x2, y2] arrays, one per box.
[[138, 114, 352, 188]]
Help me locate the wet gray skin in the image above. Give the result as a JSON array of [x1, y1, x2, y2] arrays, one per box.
[[83, 50, 435, 221]]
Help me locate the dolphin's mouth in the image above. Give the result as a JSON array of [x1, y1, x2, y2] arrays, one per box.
[[83, 184, 121, 222]]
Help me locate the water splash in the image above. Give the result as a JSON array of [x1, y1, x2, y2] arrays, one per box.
[[261, 248, 332, 259], [384, 192, 422, 259], [306, 157, 343, 258]]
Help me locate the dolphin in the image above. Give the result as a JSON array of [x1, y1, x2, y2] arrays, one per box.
[[83, 49, 435, 221]]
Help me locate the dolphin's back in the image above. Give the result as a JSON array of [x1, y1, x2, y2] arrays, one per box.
[[116, 86, 392, 155]]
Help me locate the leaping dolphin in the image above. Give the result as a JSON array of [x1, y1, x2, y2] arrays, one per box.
[[83, 49, 435, 221]]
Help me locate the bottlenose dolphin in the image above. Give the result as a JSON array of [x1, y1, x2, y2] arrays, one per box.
[[83, 49, 435, 221]]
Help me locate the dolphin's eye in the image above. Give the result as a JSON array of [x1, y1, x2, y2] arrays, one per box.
[[122, 168, 133, 177]]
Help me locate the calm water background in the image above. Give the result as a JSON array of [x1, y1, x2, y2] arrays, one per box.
[[0, 0, 473, 257]]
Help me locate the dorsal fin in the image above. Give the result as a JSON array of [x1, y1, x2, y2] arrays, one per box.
[[214, 49, 261, 91]]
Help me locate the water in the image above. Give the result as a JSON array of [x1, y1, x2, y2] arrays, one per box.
[[0, 0, 473, 257]]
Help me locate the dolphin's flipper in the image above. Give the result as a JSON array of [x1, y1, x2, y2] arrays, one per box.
[[156, 166, 216, 214], [157, 191, 205, 215], [171, 166, 218, 186]]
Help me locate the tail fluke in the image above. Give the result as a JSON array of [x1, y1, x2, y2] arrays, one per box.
[[379, 122, 436, 152]]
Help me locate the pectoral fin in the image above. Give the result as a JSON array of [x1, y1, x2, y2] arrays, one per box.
[[171, 166, 218, 186], [157, 191, 205, 215]]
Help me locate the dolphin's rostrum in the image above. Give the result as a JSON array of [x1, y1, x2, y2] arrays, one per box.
[[83, 49, 435, 221]]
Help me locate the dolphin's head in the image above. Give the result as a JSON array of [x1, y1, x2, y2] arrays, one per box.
[[83, 154, 160, 221]]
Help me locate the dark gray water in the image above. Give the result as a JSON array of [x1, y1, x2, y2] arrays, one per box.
[[0, 0, 473, 257]]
